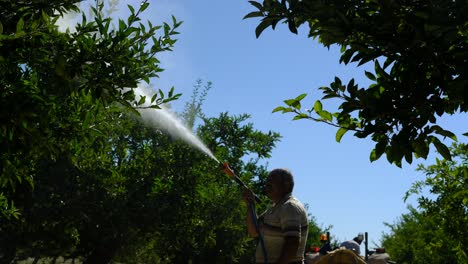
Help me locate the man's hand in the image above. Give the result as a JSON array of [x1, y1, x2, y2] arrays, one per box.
[[242, 188, 255, 204]]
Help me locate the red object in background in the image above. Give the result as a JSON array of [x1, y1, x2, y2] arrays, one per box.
[[311, 246, 319, 253]]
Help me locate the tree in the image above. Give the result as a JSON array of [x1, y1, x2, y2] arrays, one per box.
[[1, 0, 182, 262], [245, 0, 467, 166], [100, 110, 282, 264], [0, 0, 181, 219], [180, 79, 213, 130], [304, 214, 334, 252], [382, 143, 468, 263], [113, 82, 333, 263], [382, 206, 456, 264]]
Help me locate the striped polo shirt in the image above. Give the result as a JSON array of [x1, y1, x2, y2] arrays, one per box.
[[256, 193, 308, 263]]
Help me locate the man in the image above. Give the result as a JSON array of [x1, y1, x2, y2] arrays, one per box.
[[318, 233, 332, 255], [243, 168, 308, 264], [339, 234, 364, 255]]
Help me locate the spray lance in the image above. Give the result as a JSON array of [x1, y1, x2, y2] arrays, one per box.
[[220, 162, 261, 203], [220, 162, 268, 263]]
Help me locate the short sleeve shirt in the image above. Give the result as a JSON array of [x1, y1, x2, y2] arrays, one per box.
[[256, 193, 308, 263]]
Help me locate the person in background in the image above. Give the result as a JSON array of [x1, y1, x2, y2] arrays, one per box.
[[304, 246, 320, 264], [243, 168, 309, 264], [339, 233, 364, 255], [367, 247, 391, 264], [318, 233, 332, 255]]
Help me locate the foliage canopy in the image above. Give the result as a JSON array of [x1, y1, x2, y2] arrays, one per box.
[[246, 0, 467, 166], [382, 143, 468, 263], [0, 0, 181, 219]]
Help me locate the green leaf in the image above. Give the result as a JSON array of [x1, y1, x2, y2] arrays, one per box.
[[322, 94, 337, 99], [138, 95, 146, 105], [430, 125, 457, 140], [370, 139, 387, 162], [375, 60, 389, 80], [412, 139, 429, 159], [404, 151, 413, 164], [140, 2, 150, 12], [284, 99, 301, 109], [255, 19, 272, 38], [0, 22, 3, 34], [340, 49, 355, 64], [383, 57, 394, 69], [365, 71, 376, 81], [42, 10, 50, 22], [369, 149, 378, 162], [272, 106, 292, 113], [248, 1, 263, 10], [119, 19, 126, 30], [168, 86, 175, 97], [16, 18, 24, 33], [432, 139, 452, 161], [272, 106, 286, 113], [151, 93, 158, 103], [317, 110, 332, 121], [287, 19, 298, 34], [335, 127, 347, 142], [334, 76, 342, 87], [347, 78, 356, 92], [295, 93, 307, 101], [243, 11, 264, 19], [313, 100, 322, 112], [293, 113, 310, 120], [128, 4, 135, 14]]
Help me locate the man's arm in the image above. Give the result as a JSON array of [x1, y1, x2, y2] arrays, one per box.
[[245, 205, 259, 237], [277, 236, 300, 264], [242, 188, 259, 237]]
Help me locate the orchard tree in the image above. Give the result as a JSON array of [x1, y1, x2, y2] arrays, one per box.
[[382, 207, 456, 264], [180, 79, 213, 130], [382, 143, 468, 263], [245, 0, 467, 166], [1, 0, 182, 262], [0, 0, 181, 219]]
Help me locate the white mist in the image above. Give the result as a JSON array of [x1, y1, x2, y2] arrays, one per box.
[[132, 85, 219, 163]]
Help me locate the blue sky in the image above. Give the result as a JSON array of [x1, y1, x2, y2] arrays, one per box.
[[64, 0, 467, 250]]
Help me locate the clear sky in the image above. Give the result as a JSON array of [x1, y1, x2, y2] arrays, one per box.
[[64, 0, 467, 250]]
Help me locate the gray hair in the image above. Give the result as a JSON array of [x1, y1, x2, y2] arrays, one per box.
[[269, 168, 294, 193]]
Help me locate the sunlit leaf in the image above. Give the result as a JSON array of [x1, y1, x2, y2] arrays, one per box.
[[335, 127, 347, 142], [313, 100, 322, 112]]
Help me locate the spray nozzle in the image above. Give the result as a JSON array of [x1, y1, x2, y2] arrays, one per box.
[[220, 162, 235, 178]]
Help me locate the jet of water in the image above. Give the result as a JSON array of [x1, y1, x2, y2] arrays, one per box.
[[132, 85, 220, 163]]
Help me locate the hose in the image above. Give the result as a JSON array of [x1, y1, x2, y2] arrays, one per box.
[[249, 201, 268, 263]]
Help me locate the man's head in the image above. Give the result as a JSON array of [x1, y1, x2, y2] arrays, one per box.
[[265, 168, 294, 202], [353, 235, 364, 245]]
